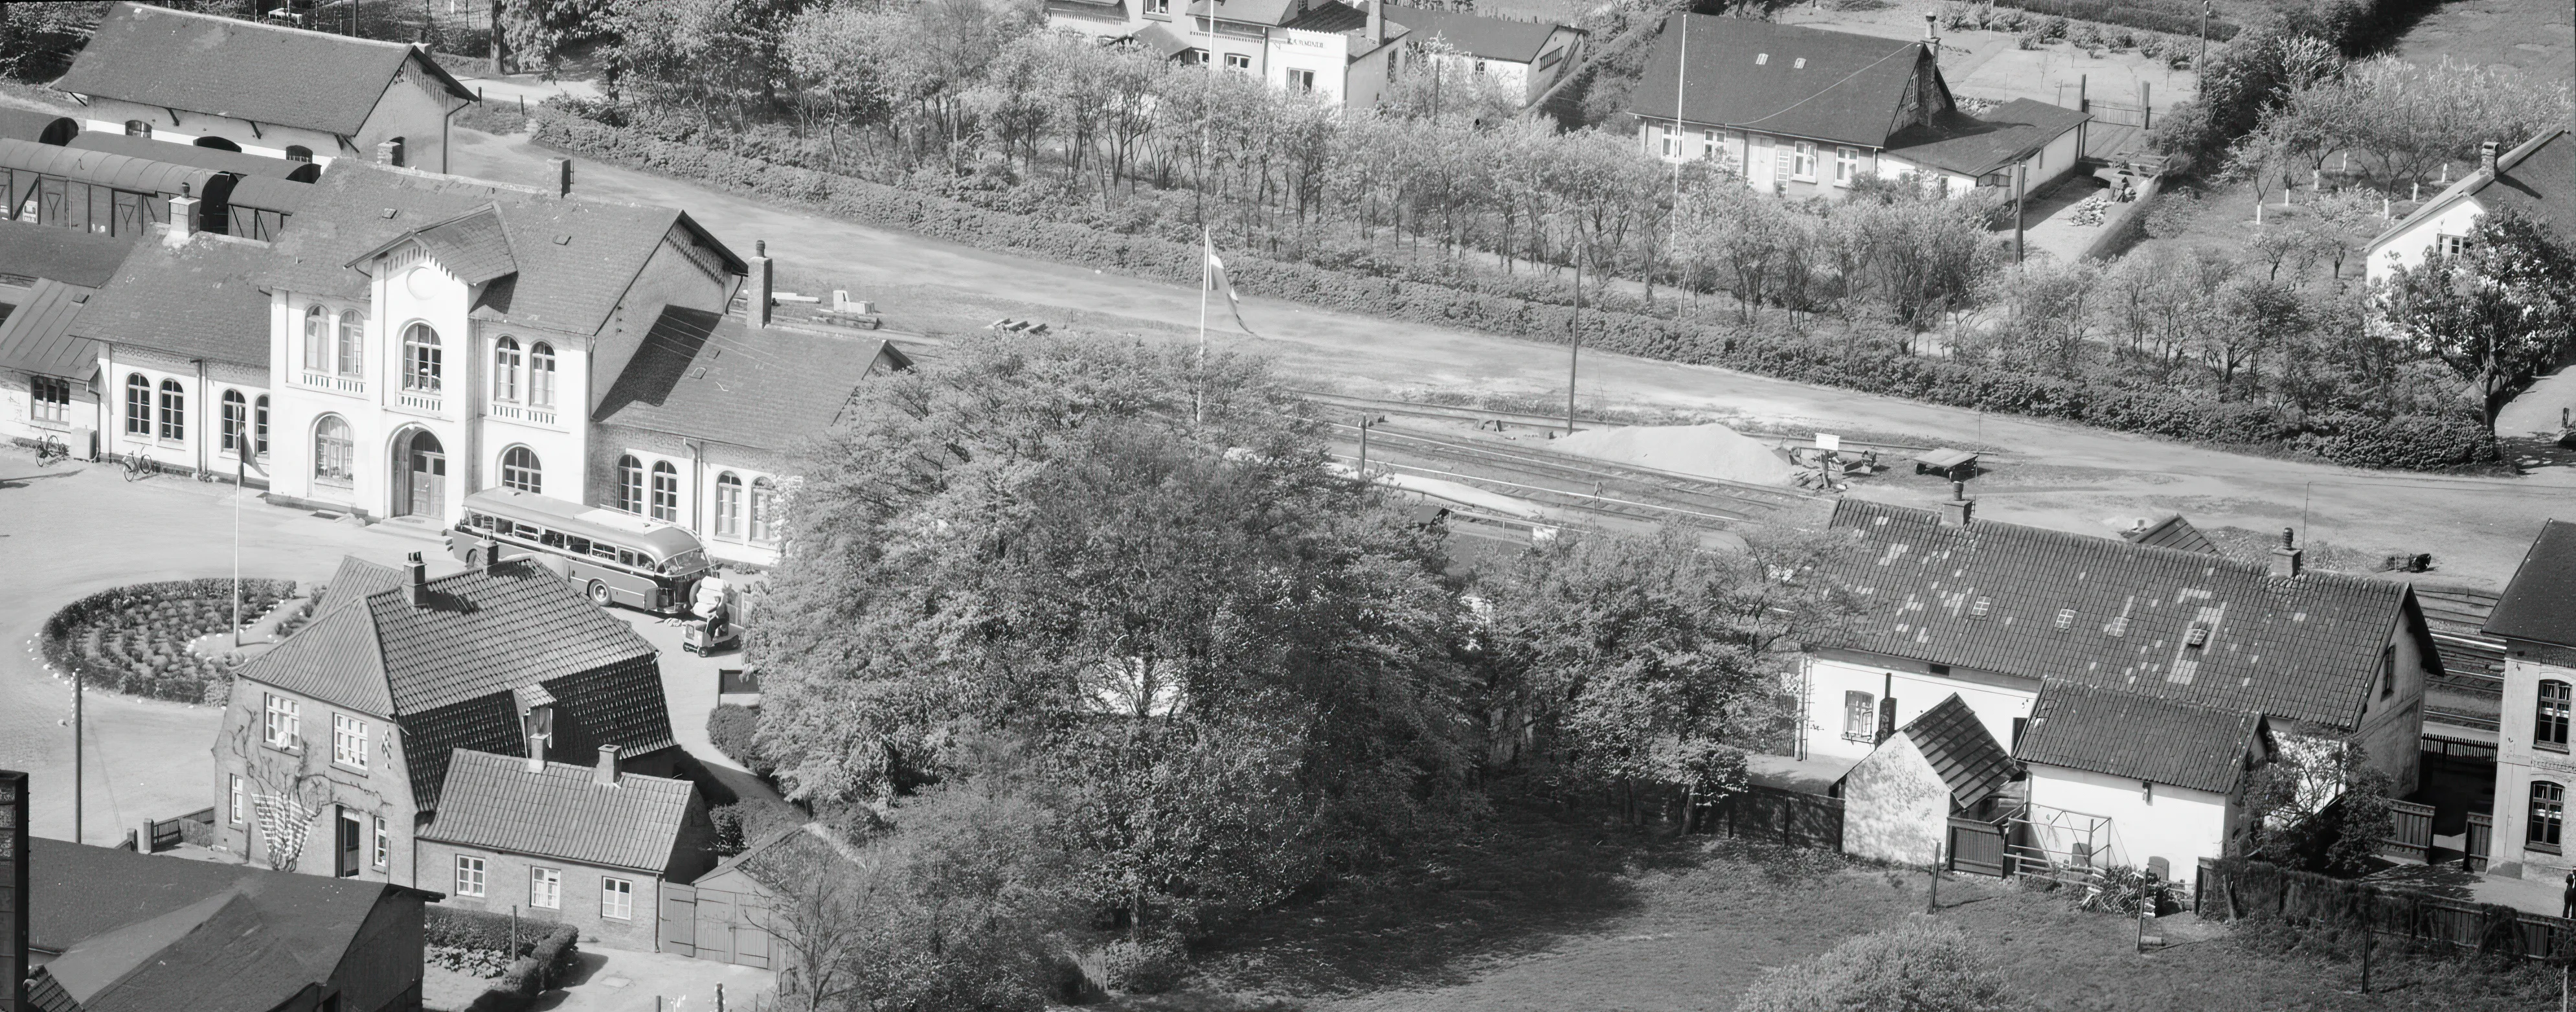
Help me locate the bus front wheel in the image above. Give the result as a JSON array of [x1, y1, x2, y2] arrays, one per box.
[[464, 548, 482, 568], [587, 580, 613, 608]]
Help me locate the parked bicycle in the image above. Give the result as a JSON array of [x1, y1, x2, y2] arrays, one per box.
[[122, 453, 154, 482], [34, 434, 68, 466]]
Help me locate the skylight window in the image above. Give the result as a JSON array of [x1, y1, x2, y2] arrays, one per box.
[[1968, 598, 1991, 618], [1756, 52, 1768, 64], [2054, 609, 2076, 630], [1793, 57, 1806, 68], [2186, 626, 2211, 648]]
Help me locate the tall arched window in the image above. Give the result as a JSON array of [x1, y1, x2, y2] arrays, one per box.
[[124, 374, 150, 435], [303, 305, 330, 371], [500, 446, 541, 493], [254, 395, 269, 457], [402, 323, 442, 391], [156, 379, 185, 441], [492, 337, 521, 401], [337, 310, 363, 376], [2542, 680, 2571, 750], [650, 461, 679, 521], [284, 145, 313, 163], [124, 120, 150, 137], [313, 415, 353, 485], [714, 473, 743, 539], [528, 343, 556, 408], [749, 478, 780, 543], [221, 390, 247, 454], [2535, 781, 2566, 848], [616, 456, 644, 513]]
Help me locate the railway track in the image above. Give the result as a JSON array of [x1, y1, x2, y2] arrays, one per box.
[[1305, 416, 1813, 529], [1294, 389, 2013, 464]]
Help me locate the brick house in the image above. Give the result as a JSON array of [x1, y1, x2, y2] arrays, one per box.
[[52, 2, 479, 171], [2481, 520, 2576, 879], [1626, 16, 2086, 199], [210, 552, 679, 893], [416, 747, 716, 950], [25, 838, 433, 1012]]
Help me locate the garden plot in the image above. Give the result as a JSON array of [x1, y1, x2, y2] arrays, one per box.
[[39, 579, 297, 703], [1779, 0, 2202, 117]]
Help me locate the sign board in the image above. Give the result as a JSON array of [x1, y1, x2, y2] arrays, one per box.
[[1813, 433, 1842, 453], [0, 770, 27, 1012]]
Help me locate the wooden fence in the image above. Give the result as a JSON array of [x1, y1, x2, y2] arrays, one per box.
[[2467, 813, 2494, 873], [2198, 859, 2576, 961], [1713, 785, 1843, 852], [142, 808, 216, 853], [2383, 800, 2435, 863], [1947, 816, 2009, 876]]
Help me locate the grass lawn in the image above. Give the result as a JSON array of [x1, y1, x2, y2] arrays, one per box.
[[1127, 804, 2565, 1011], [2392, 0, 2573, 80]]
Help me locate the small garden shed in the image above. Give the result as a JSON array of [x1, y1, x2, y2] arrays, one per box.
[[1840, 693, 2016, 867]]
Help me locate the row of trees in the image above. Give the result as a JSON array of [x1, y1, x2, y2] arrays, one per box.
[[744, 333, 1859, 1007], [2222, 56, 2571, 199]]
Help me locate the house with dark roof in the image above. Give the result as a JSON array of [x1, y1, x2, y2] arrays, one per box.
[[2119, 513, 2221, 555], [1804, 491, 2437, 793], [1840, 693, 2015, 866], [210, 552, 680, 897], [2014, 682, 2272, 872], [1374, 5, 1586, 106], [2367, 128, 2572, 284], [416, 747, 716, 950], [63, 227, 278, 482], [1627, 16, 2087, 199], [0, 218, 139, 455], [53, 2, 478, 171], [23, 837, 433, 1012], [2481, 519, 2576, 880], [1045, 0, 1578, 109]]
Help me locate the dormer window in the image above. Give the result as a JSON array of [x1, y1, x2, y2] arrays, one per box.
[[402, 323, 442, 392], [2186, 626, 2210, 648]]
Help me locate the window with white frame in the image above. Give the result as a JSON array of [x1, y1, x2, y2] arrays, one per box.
[[617, 455, 644, 513], [1287, 69, 1316, 93], [715, 473, 744, 539], [229, 774, 244, 824], [530, 867, 562, 909], [263, 693, 300, 748], [1843, 691, 1874, 741], [1700, 130, 1719, 161], [332, 713, 368, 769], [1225, 52, 1250, 71], [493, 337, 522, 401], [1834, 147, 1859, 185], [750, 478, 781, 543], [2438, 234, 2470, 258], [221, 390, 247, 455], [372, 816, 390, 868], [156, 379, 185, 441], [1660, 126, 1679, 159], [528, 343, 556, 408], [401, 323, 442, 392], [650, 461, 679, 521], [1144, 0, 1167, 13], [600, 876, 633, 919], [30, 376, 69, 423], [455, 855, 487, 897], [254, 395, 269, 457], [501, 446, 541, 493], [313, 415, 354, 486], [304, 305, 331, 371], [337, 310, 364, 376], [124, 374, 148, 435], [1792, 141, 1818, 181]]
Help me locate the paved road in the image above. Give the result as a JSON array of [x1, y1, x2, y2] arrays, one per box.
[[449, 127, 2576, 586], [0, 447, 759, 843]]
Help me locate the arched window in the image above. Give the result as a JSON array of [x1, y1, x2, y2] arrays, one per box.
[[749, 478, 780, 543], [303, 305, 330, 371], [192, 135, 242, 152], [528, 343, 556, 408], [2535, 781, 2566, 848], [254, 395, 269, 457], [650, 461, 679, 521], [337, 310, 364, 376], [124, 374, 150, 435], [616, 455, 644, 513], [492, 337, 521, 401], [284, 145, 313, 163], [714, 473, 743, 539], [2542, 680, 2571, 750], [124, 120, 150, 137], [221, 390, 247, 454], [500, 446, 541, 493], [157, 379, 185, 441], [313, 415, 354, 485], [401, 323, 441, 391]]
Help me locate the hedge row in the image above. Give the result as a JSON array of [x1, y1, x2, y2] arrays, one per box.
[[425, 906, 581, 1011], [533, 108, 2497, 471], [2203, 857, 2538, 960], [1993, 0, 2239, 41]]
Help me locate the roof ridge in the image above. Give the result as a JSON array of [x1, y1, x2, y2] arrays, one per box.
[[113, 1, 421, 52], [1840, 499, 2407, 595]]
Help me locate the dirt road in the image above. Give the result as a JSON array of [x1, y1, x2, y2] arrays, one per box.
[[445, 128, 2573, 586]]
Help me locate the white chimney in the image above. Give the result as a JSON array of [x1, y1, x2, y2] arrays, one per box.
[[376, 139, 399, 166], [1368, 0, 1385, 46], [1925, 12, 1940, 60], [525, 726, 547, 772], [405, 552, 429, 606], [594, 745, 621, 786], [165, 183, 198, 246]]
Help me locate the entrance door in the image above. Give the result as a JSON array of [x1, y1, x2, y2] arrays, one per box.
[[402, 430, 446, 519], [336, 811, 363, 877]]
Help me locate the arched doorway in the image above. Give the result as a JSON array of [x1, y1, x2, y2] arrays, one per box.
[[193, 135, 243, 152], [395, 429, 446, 519]]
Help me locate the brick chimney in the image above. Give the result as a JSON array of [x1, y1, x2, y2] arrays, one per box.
[[165, 183, 198, 247], [406, 552, 429, 606], [1924, 12, 1939, 60], [547, 157, 572, 197], [376, 139, 399, 166], [2480, 141, 2500, 175], [487, 541, 510, 575], [746, 240, 774, 328], [1368, 0, 1384, 47], [1938, 480, 1974, 526], [594, 745, 621, 786], [2269, 527, 2303, 578]]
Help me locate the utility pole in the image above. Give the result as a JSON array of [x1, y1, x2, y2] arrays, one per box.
[[233, 455, 242, 647], [73, 662, 83, 845], [2013, 161, 2028, 263], [2197, 1, 2211, 89], [1566, 237, 1583, 436]]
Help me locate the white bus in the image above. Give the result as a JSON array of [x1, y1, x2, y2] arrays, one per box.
[[445, 488, 713, 614]]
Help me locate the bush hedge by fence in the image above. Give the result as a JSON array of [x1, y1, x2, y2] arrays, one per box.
[[425, 906, 581, 1011], [1991, 0, 2238, 41], [2202, 857, 2571, 961], [534, 106, 2497, 471], [40, 579, 297, 703]]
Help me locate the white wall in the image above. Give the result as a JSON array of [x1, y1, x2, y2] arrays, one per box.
[[2367, 195, 2488, 284], [2026, 763, 2233, 873], [1267, 27, 1351, 102], [1802, 653, 2037, 765], [2492, 647, 2576, 879], [1841, 732, 1949, 866]]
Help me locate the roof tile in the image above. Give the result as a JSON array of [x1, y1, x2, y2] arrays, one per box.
[[593, 307, 910, 451], [1627, 16, 1932, 148], [421, 748, 697, 873], [2015, 682, 2265, 793], [2487, 519, 2576, 648], [54, 3, 474, 136], [1899, 693, 2013, 808]]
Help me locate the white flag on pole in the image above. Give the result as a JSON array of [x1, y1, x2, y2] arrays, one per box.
[[1203, 230, 1254, 335]]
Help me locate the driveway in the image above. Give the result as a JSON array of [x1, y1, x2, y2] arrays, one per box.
[[0, 447, 764, 843]]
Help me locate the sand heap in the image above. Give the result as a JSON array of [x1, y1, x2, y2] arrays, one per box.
[[1552, 423, 1796, 486]]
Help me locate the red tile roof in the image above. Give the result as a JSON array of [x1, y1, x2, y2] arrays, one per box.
[[422, 748, 699, 874], [1899, 693, 2013, 809], [1822, 499, 2421, 730], [1627, 16, 1939, 148], [2015, 681, 2265, 794], [592, 307, 912, 452], [54, 3, 474, 136]]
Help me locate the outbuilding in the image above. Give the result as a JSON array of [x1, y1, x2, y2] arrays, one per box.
[[1840, 693, 2015, 866], [2013, 682, 2271, 874]]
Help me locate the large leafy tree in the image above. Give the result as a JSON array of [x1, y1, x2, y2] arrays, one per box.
[[752, 333, 1472, 936], [2378, 209, 2576, 430]]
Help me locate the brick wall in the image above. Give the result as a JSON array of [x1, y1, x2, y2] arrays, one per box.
[[414, 840, 664, 950]]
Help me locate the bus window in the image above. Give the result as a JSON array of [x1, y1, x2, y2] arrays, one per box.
[[591, 543, 619, 562], [541, 529, 567, 548], [567, 536, 592, 556], [512, 521, 540, 541], [618, 549, 637, 567]]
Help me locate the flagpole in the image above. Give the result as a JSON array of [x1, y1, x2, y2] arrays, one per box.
[[1198, 232, 1210, 424]]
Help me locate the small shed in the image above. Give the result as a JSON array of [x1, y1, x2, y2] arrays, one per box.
[[2015, 682, 2270, 873], [666, 823, 861, 968], [1840, 693, 2015, 866]]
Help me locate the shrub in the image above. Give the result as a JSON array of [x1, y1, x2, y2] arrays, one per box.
[[424, 906, 580, 1009], [1987, 0, 2237, 39], [2295, 412, 2500, 470], [1735, 916, 2007, 1012], [710, 794, 807, 857], [707, 703, 769, 775], [41, 579, 295, 702], [1088, 936, 1189, 995]]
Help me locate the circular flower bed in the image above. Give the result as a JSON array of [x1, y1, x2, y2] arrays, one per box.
[[41, 579, 297, 703]]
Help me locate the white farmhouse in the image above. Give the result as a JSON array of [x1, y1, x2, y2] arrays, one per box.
[[2013, 682, 2272, 874], [2365, 128, 2572, 285]]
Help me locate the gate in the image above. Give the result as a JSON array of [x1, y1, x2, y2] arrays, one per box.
[[659, 883, 698, 957], [1947, 816, 2009, 876], [2383, 800, 2435, 862], [2083, 97, 2151, 128]]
